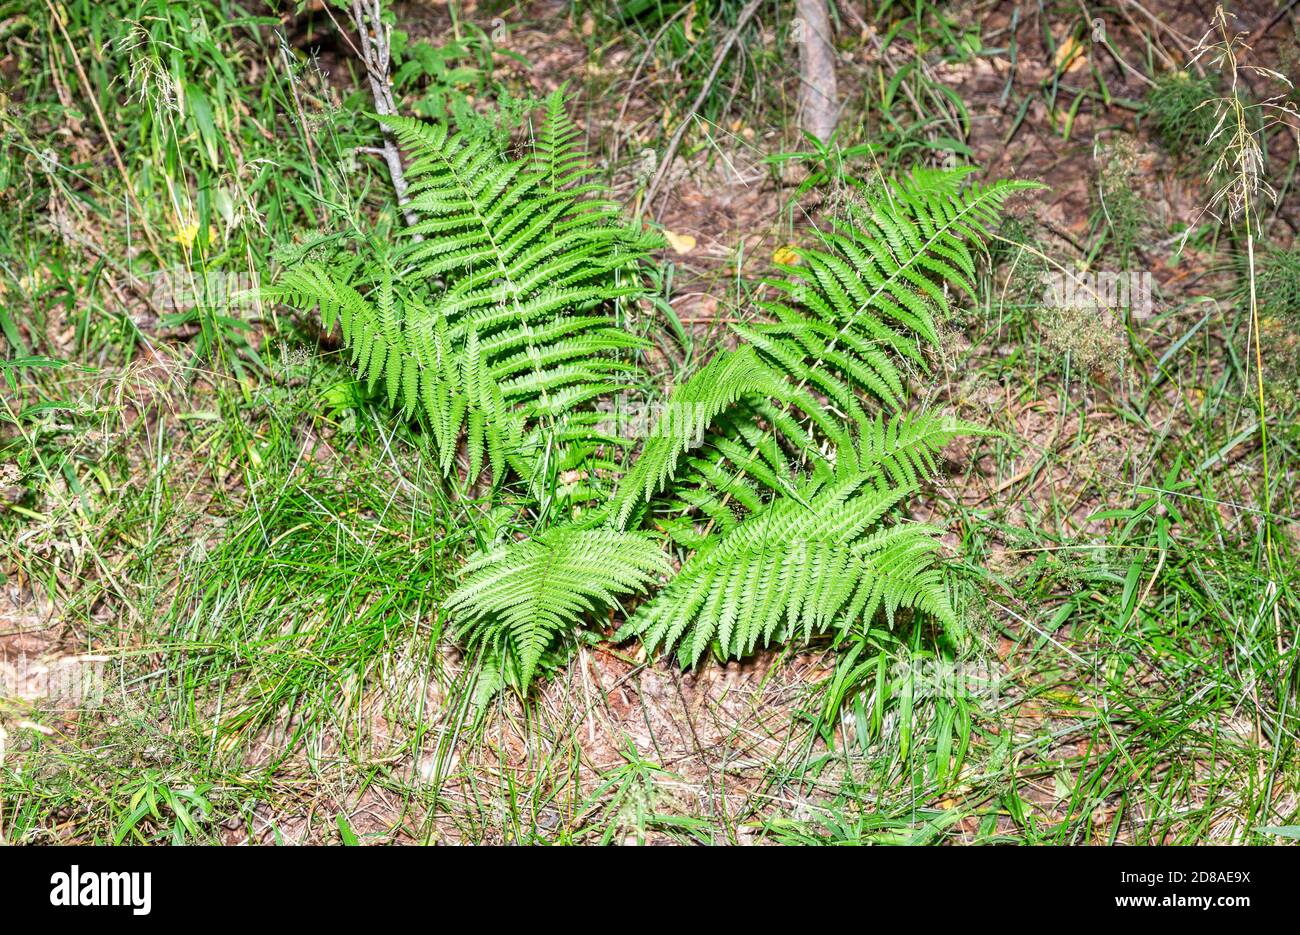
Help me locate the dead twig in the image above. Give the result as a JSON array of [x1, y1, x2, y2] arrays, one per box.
[[795, 0, 838, 143], [345, 0, 421, 234], [644, 0, 764, 217]]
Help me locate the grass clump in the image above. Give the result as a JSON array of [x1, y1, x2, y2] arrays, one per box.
[[161, 455, 449, 758], [1146, 72, 1221, 162], [1040, 303, 1128, 378], [1247, 244, 1300, 325], [1240, 244, 1300, 404], [1092, 135, 1147, 264]]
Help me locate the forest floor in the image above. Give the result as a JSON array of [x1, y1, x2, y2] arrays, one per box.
[[1, 0, 1298, 844]]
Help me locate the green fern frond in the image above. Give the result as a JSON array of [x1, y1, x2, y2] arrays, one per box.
[[447, 527, 670, 688], [610, 347, 793, 528], [532, 86, 599, 197], [618, 471, 954, 665], [745, 171, 1039, 416], [606, 170, 1028, 664], [279, 121, 1029, 693], [270, 99, 662, 488], [849, 410, 990, 487], [612, 171, 1026, 539]]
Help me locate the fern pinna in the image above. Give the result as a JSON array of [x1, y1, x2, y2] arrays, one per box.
[[450, 162, 1034, 687], [270, 92, 661, 495]]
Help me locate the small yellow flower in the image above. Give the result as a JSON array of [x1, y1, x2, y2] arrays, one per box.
[[171, 220, 220, 250], [171, 220, 200, 249], [773, 245, 800, 265]]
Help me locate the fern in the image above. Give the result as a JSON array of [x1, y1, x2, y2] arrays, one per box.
[[445, 167, 1030, 688], [740, 168, 1020, 417], [611, 406, 975, 661], [611, 170, 1027, 522], [607, 169, 1032, 664], [615, 471, 956, 665], [446, 527, 669, 687], [531, 86, 599, 196], [270, 90, 661, 490], [609, 346, 795, 528], [277, 94, 1032, 691]]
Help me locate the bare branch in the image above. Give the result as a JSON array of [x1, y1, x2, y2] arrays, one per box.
[[643, 0, 764, 216], [796, 0, 838, 143], [348, 0, 420, 232]]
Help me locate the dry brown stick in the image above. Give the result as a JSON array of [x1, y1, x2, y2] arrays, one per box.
[[795, 0, 838, 142], [643, 0, 764, 216], [1118, 0, 1200, 75], [347, 0, 420, 233], [611, 3, 694, 167], [835, 0, 869, 35], [1251, 0, 1300, 44]]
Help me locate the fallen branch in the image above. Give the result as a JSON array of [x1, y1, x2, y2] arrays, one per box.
[[795, 0, 838, 142], [643, 0, 764, 217], [348, 0, 420, 232]]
